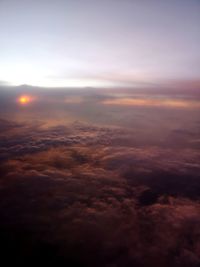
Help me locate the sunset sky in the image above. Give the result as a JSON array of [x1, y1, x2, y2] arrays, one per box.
[[0, 0, 200, 87], [1, 1, 200, 266]]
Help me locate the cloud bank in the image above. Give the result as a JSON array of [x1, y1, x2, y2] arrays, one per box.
[[0, 115, 200, 266]]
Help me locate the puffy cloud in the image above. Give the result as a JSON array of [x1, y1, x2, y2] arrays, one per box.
[[0, 116, 200, 266]]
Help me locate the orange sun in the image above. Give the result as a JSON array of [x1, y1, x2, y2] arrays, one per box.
[[18, 95, 31, 105]]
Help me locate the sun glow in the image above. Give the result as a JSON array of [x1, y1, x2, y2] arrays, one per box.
[[18, 95, 32, 105], [0, 63, 108, 87]]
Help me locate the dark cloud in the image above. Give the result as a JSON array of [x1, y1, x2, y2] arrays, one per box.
[[0, 88, 200, 266], [1, 156, 200, 267], [0, 125, 200, 266]]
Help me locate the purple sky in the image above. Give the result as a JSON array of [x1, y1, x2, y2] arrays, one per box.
[[0, 0, 200, 87]]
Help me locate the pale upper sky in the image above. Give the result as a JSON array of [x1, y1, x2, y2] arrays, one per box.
[[0, 0, 200, 87]]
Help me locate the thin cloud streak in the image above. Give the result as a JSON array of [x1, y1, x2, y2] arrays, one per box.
[[103, 97, 200, 109]]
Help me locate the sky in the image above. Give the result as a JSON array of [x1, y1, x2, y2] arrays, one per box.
[[0, 2, 200, 265], [0, 0, 200, 87]]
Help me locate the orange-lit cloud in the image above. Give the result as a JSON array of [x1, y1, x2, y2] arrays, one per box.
[[64, 96, 83, 104], [103, 97, 200, 108]]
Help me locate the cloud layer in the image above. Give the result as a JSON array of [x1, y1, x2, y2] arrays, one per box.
[[0, 115, 200, 266]]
